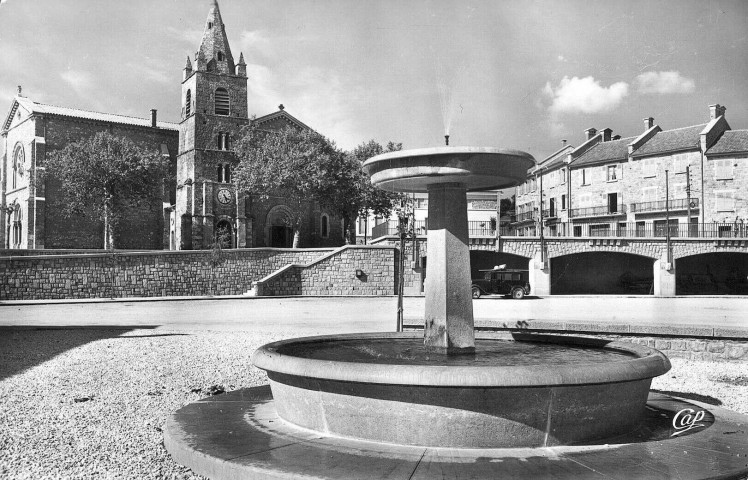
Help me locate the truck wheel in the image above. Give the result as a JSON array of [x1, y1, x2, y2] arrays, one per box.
[[471, 287, 481, 299], [511, 288, 525, 299]]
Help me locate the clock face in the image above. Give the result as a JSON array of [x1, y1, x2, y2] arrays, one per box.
[[217, 188, 232, 204]]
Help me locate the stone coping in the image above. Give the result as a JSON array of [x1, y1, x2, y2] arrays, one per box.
[[251, 332, 671, 388], [0, 247, 337, 262], [253, 244, 396, 286], [397, 319, 748, 340]]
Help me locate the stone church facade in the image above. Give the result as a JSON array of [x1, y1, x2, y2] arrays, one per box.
[[1, 1, 345, 251]]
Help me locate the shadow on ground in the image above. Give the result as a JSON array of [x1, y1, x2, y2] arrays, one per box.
[[0, 326, 170, 382], [651, 389, 723, 406]]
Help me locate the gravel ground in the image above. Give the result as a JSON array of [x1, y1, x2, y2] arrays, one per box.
[[1, 328, 746, 479]]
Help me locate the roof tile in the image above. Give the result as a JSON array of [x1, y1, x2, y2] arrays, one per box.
[[573, 136, 636, 167], [632, 124, 705, 157], [706, 130, 748, 155]]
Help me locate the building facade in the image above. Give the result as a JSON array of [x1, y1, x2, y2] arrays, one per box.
[[514, 104, 746, 239], [1, 91, 178, 250]]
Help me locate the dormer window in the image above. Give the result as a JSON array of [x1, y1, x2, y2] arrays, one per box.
[[215, 88, 229, 115]]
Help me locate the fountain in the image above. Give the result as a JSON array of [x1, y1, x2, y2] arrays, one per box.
[[165, 145, 748, 479]]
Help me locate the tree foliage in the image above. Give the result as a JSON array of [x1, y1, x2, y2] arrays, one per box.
[[45, 131, 169, 249], [233, 127, 406, 246], [233, 125, 343, 247]]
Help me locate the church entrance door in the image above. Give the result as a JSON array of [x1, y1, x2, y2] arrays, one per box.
[[270, 225, 292, 248]]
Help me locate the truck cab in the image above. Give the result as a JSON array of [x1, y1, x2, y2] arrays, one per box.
[[471, 266, 530, 299]]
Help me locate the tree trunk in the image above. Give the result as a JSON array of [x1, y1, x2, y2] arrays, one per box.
[[103, 203, 115, 250], [342, 215, 352, 245]]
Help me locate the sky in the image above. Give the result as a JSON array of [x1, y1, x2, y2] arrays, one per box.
[[1, 0, 747, 160]]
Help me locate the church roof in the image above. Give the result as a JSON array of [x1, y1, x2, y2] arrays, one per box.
[[253, 108, 313, 132], [196, 0, 235, 74], [3, 96, 179, 131]]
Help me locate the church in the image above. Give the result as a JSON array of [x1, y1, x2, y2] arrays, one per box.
[[0, 1, 345, 251]]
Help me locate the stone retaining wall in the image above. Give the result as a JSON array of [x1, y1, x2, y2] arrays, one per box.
[[256, 246, 398, 296], [0, 248, 333, 300]]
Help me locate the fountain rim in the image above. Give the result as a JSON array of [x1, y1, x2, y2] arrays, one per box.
[[251, 332, 671, 388], [362, 146, 536, 166]]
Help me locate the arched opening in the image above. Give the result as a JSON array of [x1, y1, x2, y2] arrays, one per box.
[[217, 51, 224, 61], [215, 219, 233, 249], [320, 214, 329, 239], [265, 205, 294, 248], [551, 252, 655, 295], [12, 144, 24, 189], [185, 89, 191, 117], [214, 88, 229, 116], [676, 252, 748, 295], [12, 205, 22, 248]]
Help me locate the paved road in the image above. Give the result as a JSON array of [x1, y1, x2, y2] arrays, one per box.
[[1, 295, 747, 333]]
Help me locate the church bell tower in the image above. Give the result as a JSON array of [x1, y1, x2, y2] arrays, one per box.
[[174, 0, 249, 250]]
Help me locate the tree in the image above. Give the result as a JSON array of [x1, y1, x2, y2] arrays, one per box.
[[45, 131, 169, 249], [339, 140, 406, 242], [233, 125, 342, 248]]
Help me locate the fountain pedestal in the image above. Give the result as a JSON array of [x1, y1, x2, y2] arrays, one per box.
[[423, 182, 474, 353]]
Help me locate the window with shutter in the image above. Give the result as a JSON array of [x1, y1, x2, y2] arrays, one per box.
[[215, 88, 230, 115]]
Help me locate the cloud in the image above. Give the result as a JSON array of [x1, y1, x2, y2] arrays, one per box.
[[557, 55, 566, 62], [635, 71, 695, 94], [60, 70, 95, 96], [543, 76, 629, 114]]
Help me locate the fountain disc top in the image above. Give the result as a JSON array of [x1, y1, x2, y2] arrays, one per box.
[[362, 146, 535, 193]]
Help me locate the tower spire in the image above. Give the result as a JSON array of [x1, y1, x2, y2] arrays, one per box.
[[197, 0, 235, 74]]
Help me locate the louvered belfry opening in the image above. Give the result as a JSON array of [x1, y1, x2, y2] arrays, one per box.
[[185, 89, 191, 116], [215, 88, 229, 115]]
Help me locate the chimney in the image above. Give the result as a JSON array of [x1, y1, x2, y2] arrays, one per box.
[[643, 117, 654, 131], [709, 104, 726, 120], [601, 128, 613, 142], [561, 139, 567, 146], [612, 134, 621, 140], [584, 127, 597, 141], [151, 109, 157, 128]]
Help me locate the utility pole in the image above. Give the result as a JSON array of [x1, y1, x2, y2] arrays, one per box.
[[686, 166, 692, 237], [538, 170, 546, 265], [665, 169, 672, 264]]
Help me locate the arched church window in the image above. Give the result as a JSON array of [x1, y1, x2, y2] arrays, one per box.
[[12, 205, 22, 248], [208, 22, 213, 29], [12, 144, 24, 190], [321, 214, 329, 239], [185, 89, 191, 117], [218, 51, 224, 61], [215, 88, 230, 115], [224, 165, 231, 183], [217, 164, 223, 182]]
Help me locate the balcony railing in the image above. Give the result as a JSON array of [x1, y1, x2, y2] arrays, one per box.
[[514, 211, 535, 222], [371, 220, 514, 238], [631, 198, 699, 213], [570, 204, 626, 218], [539, 222, 748, 239]]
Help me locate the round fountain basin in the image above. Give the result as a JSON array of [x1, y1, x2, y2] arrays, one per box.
[[252, 332, 671, 448], [361, 146, 536, 192]]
